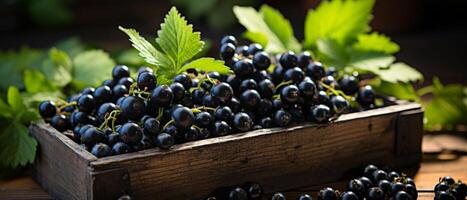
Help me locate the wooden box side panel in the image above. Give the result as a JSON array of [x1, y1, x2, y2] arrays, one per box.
[[30, 123, 96, 200], [91, 111, 404, 199], [394, 108, 424, 166]]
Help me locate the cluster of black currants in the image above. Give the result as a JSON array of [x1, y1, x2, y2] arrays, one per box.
[[434, 176, 466, 200], [205, 182, 264, 200]]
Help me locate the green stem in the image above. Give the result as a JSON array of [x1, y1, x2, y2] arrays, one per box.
[[162, 119, 175, 130], [156, 107, 164, 120], [416, 85, 434, 97], [274, 80, 293, 90]]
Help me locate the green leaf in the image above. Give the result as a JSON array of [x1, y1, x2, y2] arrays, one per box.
[[54, 37, 86, 57], [372, 80, 419, 101], [156, 7, 205, 69], [0, 122, 37, 168], [349, 51, 395, 72], [374, 62, 423, 83], [316, 38, 349, 67], [72, 50, 116, 89], [21, 91, 64, 109], [7, 87, 26, 112], [178, 57, 232, 74], [115, 49, 147, 67], [259, 5, 301, 52], [243, 31, 269, 48], [0, 98, 13, 118], [304, 0, 375, 48], [40, 48, 73, 87], [18, 110, 39, 124], [24, 70, 56, 93], [353, 32, 400, 54], [233, 6, 287, 53], [119, 26, 171, 68]]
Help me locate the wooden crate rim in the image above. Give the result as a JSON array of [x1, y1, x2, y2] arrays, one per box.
[[32, 101, 421, 168]]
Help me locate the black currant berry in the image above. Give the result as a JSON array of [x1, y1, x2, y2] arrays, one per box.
[[256, 99, 273, 118], [318, 187, 338, 200], [112, 85, 128, 100], [192, 89, 206, 105], [70, 111, 89, 127], [220, 43, 236, 60], [279, 51, 298, 69], [377, 180, 392, 195], [271, 193, 286, 200], [388, 171, 400, 181], [220, 35, 237, 46], [212, 121, 231, 136], [112, 65, 130, 80], [392, 182, 407, 194], [240, 89, 261, 110], [173, 73, 192, 90], [228, 187, 248, 200], [394, 191, 413, 200], [274, 109, 292, 127], [51, 114, 69, 132], [112, 142, 130, 155], [236, 45, 248, 56], [97, 102, 117, 124], [306, 61, 325, 81], [435, 182, 450, 192], [233, 59, 255, 78], [120, 96, 146, 121], [331, 95, 350, 114], [78, 94, 95, 114], [233, 112, 253, 132], [340, 191, 358, 200], [81, 127, 106, 147], [366, 187, 384, 200], [102, 79, 115, 88], [247, 43, 263, 56], [119, 123, 143, 145], [196, 112, 213, 128], [137, 66, 153, 75], [228, 97, 242, 113], [260, 117, 273, 128], [348, 179, 365, 198], [107, 132, 121, 146], [150, 85, 174, 107], [253, 52, 271, 70], [198, 128, 211, 139], [372, 169, 389, 183], [297, 51, 312, 69], [298, 79, 316, 99], [137, 72, 157, 91], [405, 183, 417, 199], [117, 77, 134, 89], [39, 101, 57, 119], [211, 83, 234, 104], [284, 67, 305, 84], [183, 127, 199, 142], [156, 133, 174, 149], [170, 82, 186, 102], [91, 143, 112, 158], [359, 176, 373, 192], [364, 164, 379, 177], [93, 86, 113, 104], [214, 106, 234, 123], [203, 95, 219, 108], [441, 176, 456, 185], [171, 107, 195, 130], [280, 85, 300, 105], [340, 75, 359, 95], [82, 87, 95, 95], [310, 104, 331, 123], [358, 85, 376, 107], [143, 117, 161, 136], [240, 79, 257, 92], [258, 79, 275, 99]]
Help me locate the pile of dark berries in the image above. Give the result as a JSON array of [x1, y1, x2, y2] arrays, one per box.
[[39, 35, 380, 158], [434, 176, 467, 200], [205, 165, 418, 200]]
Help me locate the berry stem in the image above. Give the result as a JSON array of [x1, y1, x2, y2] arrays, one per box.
[[162, 119, 175, 130], [57, 101, 77, 113], [274, 80, 293, 90]]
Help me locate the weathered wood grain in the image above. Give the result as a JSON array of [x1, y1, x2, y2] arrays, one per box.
[[30, 123, 96, 200]]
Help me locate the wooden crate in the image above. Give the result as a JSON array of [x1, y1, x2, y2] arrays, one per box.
[[30, 101, 423, 200]]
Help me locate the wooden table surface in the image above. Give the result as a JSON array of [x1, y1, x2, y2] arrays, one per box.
[[1, 134, 466, 200]]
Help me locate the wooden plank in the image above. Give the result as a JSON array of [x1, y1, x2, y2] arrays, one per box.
[[394, 108, 424, 166], [30, 123, 97, 200], [88, 103, 422, 199]]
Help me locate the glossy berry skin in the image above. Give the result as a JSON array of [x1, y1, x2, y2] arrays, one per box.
[[112, 65, 130, 80], [81, 127, 106, 147], [107, 132, 121, 146], [306, 61, 325, 81], [236, 45, 249, 56], [310, 104, 331, 123], [271, 193, 287, 200], [137, 66, 153, 75], [394, 191, 413, 200], [258, 79, 275, 99], [340, 191, 358, 200], [117, 77, 134, 89], [435, 182, 450, 192], [112, 85, 128, 99], [271, 65, 284, 84], [214, 106, 234, 123], [91, 143, 112, 158], [220, 35, 237, 46], [297, 51, 312, 69], [257, 99, 273, 118], [388, 171, 400, 181], [233, 112, 253, 132], [242, 182, 262, 200], [102, 79, 115, 88], [78, 94, 95, 114], [435, 191, 455, 200], [289, 106, 305, 123], [366, 187, 384, 200], [51, 114, 69, 132], [233, 59, 255, 79], [298, 80, 316, 99], [143, 118, 161, 136], [392, 182, 406, 194], [253, 70, 270, 82], [182, 126, 199, 142], [358, 85, 376, 107], [137, 72, 157, 91], [93, 86, 113, 104], [318, 187, 338, 200], [228, 187, 248, 200], [358, 176, 373, 192], [82, 87, 95, 96], [150, 85, 174, 107], [191, 89, 205, 105], [156, 133, 175, 150], [364, 165, 379, 177], [203, 95, 219, 108], [70, 112, 89, 127], [279, 51, 298, 69], [339, 75, 359, 95], [120, 96, 146, 121], [220, 43, 236, 60], [170, 83, 186, 102], [377, 180, 392, 195], [240, 89, 261, 110], [280, 85, 300, 105], [240, 79, 257, 92], [405, 183, 417, 199], [274, 109, 292, 127], [39, 101, 57, 119], [198, 128, 211, 139], [112, 142, 130, 155], [196, 112, 213, 128], [247, 43, 263, 56], [173, 73, 192, 90], [172, 107, 195, 130], [228, 97, 242, 113], [348, 179, 365, 198], [97, 103, 117, 123], [119, 123, 143, 145], [253, 52, 271, 70], [441, 176, 456, 185], [212, 121, 231, 136], [284, 67, 305, 84], [322, 75, 339, 88], [297, 194, 313, 200], [211, 83, 234, 104], [372, 169, 389, 183], [260, 117, 273, 128]]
